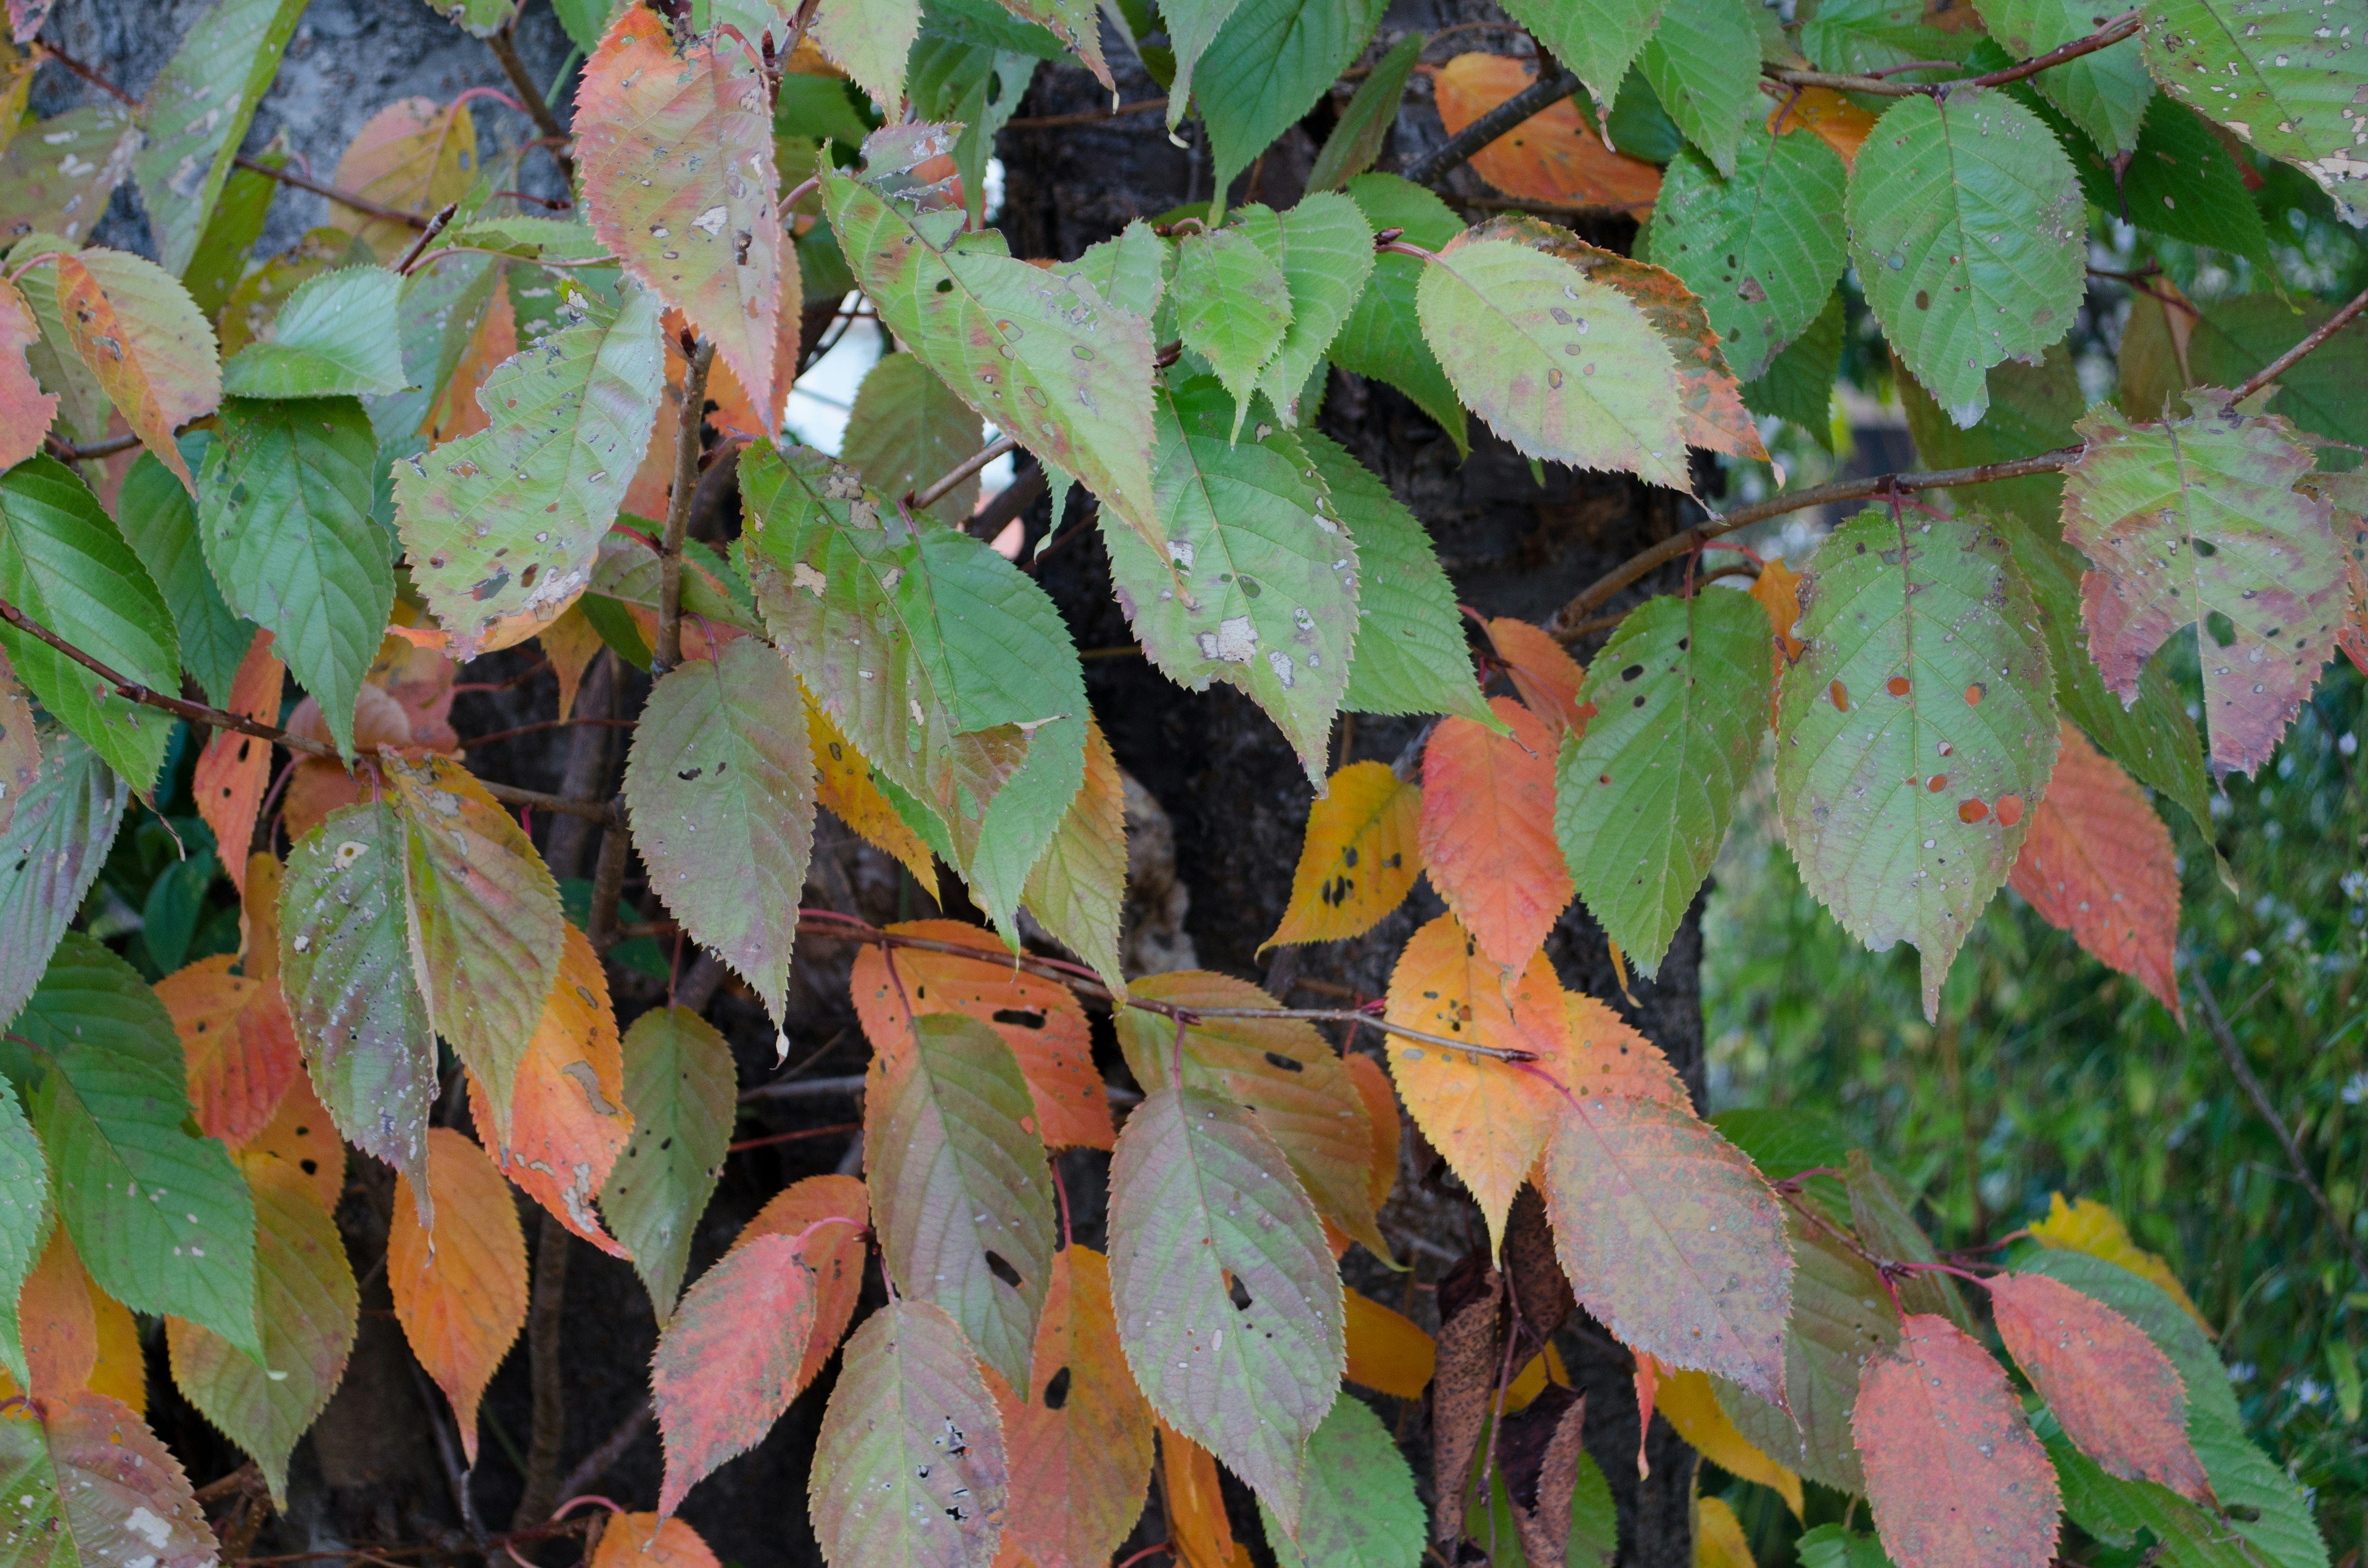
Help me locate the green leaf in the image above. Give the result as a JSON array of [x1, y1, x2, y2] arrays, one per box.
[[444, 214, 610, 267], [115, 440, 253, 707], [2067, 97, 2269, 261], [967, 705, 1088, 943], [1497, 0, 1669, 123], [1415, 234, 1690, 490], [985, 0, 1107, 83], [1108, 1084, 1344, 1532], [551, 0, 612, 49], [0, 105, 141, 250], [864, 1011, 1056, 1394], [1308, 30, 1424, 193], [15, 247, 114, 445], [219, 267, 406, 399], [1196, 0, 1388, 207], [810, 1300, 1012, 1567], [19, 934, 258, 1355], [132, 0, 308, 274], [2184, 296, 2368, 450], [1844, 88, 2086, 427], [1801, 0, 1980, 80], [1713, 1213, 1896, 1494], [0, 1390, 216, 1568], [905, 36, 1038, 228], [925, 0, 1072, 58], [421, 0, 513, 35], [622, 636, 818, 1025], [1640, 0, 1760, 175], [1976, 0, 2150, 152], [0, 1079, 48, 1387], [1774, 509, 2059, 1020], [395, 278, 665, 657], [1334, 174, 1468, 452], [1051, 219, 1169, 324], [163, 1155, 357, 1507], [602, 1006, 738, 1321], [2046, 1429, 2253, 1568], [0, 456, 179, 790], [1021, 715, 1129, 996], [368, 251, 500, 442], [815, 0, 922, 105], [1163, 0, 1251, 125], [2144, 0, 2368, 223], [1644, 128, 1849, 382], [1557, 590, 1770, 974], [1175, 225, 1294, 438], [278, 797, 436, 1202], [184, 147, 289, 319], [1740, 287, 1841, 448], [1257, 1395, 1427, 1568], [825, 131, 1161, 548], [1304, 430, 1492, 725], [198, 396, 390, 760], [1798, 1525, 1894, 1568], [1101, 377, 1359, 783], [840, 353, 985, 527], [1243, 194, 1376, 425], [0, 733, 125, 1042], [1844, 1151, 1978, 1334], [2063, 388, 2341, 778]]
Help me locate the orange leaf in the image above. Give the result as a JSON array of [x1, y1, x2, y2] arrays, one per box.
[[591, 1513, 722, 1568], [15, 1225, 96, 1402], [423, 281, 517, 443], [1158, 1420, 1251, 1568], [54, 252, 220, 491], [388, 1127, 528, 1464], [1750, 558, 1808, 666], [1383, 911, 1568, 1250], [1419, 697, 1573, 974], [1264, 760, 1423, 949], [652, 1231, 818, 1516], [467, 922, 632, 1256], [1770, 86, 1878, 170], [1342, 1051, 1399, 1213], [1556, 990, 1686, 1105], [850, 921, 1112, 1150], [1344, 1287, 1434, 1398], [537, 601, 606, 725], [730, 1175, 871, 1400], [330, 96, 479, 260], [238, 1070, 348, 1215], [0, 275, 57, 469], [1433, 54, 1661, 211], [995, 1247, 1157, 1568], [1853, 1315, 2061, 1568], [1486, 617, 1590, 734], [155, 953, 300, 1149], [2008, 724, 2182, 1020], [701, 289, 801, 441], [808, 697, 939, 898], [1989, 1270, 2209, 1500], [193, 630, 283, 894]]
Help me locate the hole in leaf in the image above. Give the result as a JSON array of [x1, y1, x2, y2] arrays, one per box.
[[1262, 1051, 1303, 1073], [1228, 1276, 1254, 1312], [991, 1008, 1046, 1031], [2206, 610, 2237, 647], [984, 1250, 1023, 1289]]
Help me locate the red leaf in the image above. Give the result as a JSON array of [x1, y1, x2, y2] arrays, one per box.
[[730, 1175, 870, 1401], [1419, 697, 1573, 974], [653, 1232, 818, 1517], [1486, 618, 1590, 735], [192, 630, 282, 893], [1989, 1270, 2209, 1500], [0, 277, 56, 469], [1852, 1314, 2061, 1568], [0, 1391, 214, 1568], [2008, 724, 2182, 1019]]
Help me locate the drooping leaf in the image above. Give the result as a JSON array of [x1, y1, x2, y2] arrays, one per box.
[[0, 278, 56, 470], [1497, 0, 1669, 123], [2008, 724, 2182, 1017], [1266, 759, 1424, 948], [18, 934, 258, 1355], [395, 278, 665, 657], [278, 795, 436, 1203], [1431, 54, 1664, 213], [1163, 0, 1249, 126], [1108, 1085, 1342, 1533], [53, 251, 220, 490], [384, 755, 562, 1142], [604, 1006, 738, 1322], [850, 921, 1110, 1151], [1241, 194, 1376, 425], [1160, 1420, 1252, 1568], [1558, 590, 1770, 975], [812, 1299, 1011, 1568], [1741, 287, 1843, 445], [1101, 377, 1357, 781], [2063, 388, 2341, 779], [1989, 1270, 2207, 1499], [578, 9, 782, 427], [824, 129, 1159, 547], [219, 267, 406, 400], [156, 951, 299, 1151], [2067, 96, 2269, 261], [863, 1011, 1055, 1394], [1173, 227, 1292, 436], [994, 1246, 1158, 1568], [729, 1175, 870, 1398], [1775, 509, 2059, 1020], [808, 696, 940, 895], [1198, 0, 1386, 202], [1308, 30, 1424, 193], [327, 96, 479, 261], [0, 732, 124, 1032], [1639, 0, 1760, 174], [133, 0, 307, 275], [0, 1079, 41, 1388], [0, 456, 179, 790], [840, 354, 985, 527], [1382, 913, 1568, 1251], [388, 1126, 528, 1465], [1976, 0, 2151, 152], [1643, 127, 1850, 382], [1420, 697, 1573, 975], [198, 395, 389, 760], [1714, 1212, 1895, 1493], [1333, 174, 1468, 451], [1843, 88, 2084, 427], [1853, 1315, 2062, 1568], [1489, 617, 1589, 734], [1020, 714, 1130, 999], [653, 1232, 819, 1516], [163, 1154, 356, 1506], [1656, 1367, 1805, 1518], [624, 636, 816, 1025], [0, 1391, 214, 1568], [1415, 234, 1689, 490], [466, 922, 631, 1256], [2143, 0, 2368, 222], [1116, 970, 1386, 1258], [190, 631, 281, 884], [1258, 1394, 1428, 1568], [1342, 1286, 1432, 1398]]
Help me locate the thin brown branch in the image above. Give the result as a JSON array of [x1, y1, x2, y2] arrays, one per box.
[[490, 14, 576, 187], [511, 1212, 572, 1529], [1965, 11, 2144, 88], [554, 1403, 652, 1506], [1005, 97, 1170, 130], [43, 430, 141, 462], [392, 202, 459, 274], [1764, 10, 2140, 96], [233, 154, 433, 231], [910, 434, 1016, 512], [34, 44, 138, 107], [456, 715, 635, 751], [2232, 282, 2368, 401], [1401, 67, 1579, 186], [652, 338, 719, 676]]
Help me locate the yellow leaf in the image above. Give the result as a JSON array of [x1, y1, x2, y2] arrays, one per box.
[[329, 96, 479, 260], [1658, 1366, 1803, 1518], [1263, 760, 1423, 949], [539, 601, 607, 724], [1502, 1341, 1569, 1413], [1343, 1051, 1399, 1213], [1695, 1494, 1756, 1568], [1768, 86, 1877, 170], [389, 1127, 529, 1463], [239, 1072, 349, 1215], [807, 694, 939, 897], [1344, 1287, 1434, 1398], [2030, 1193, 2211, 1332]]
